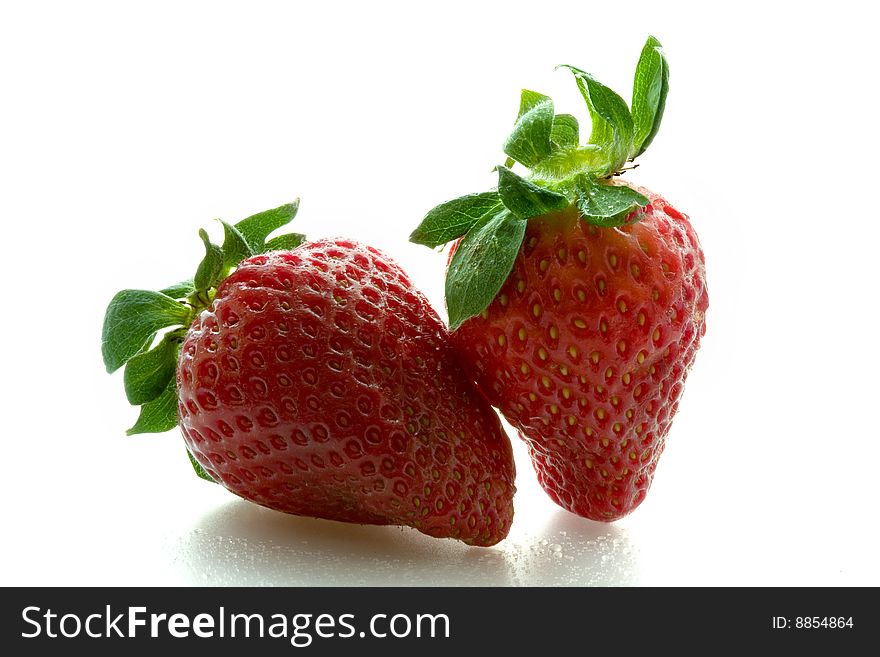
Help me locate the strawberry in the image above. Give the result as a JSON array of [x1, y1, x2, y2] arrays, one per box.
[[411, 37, 707, 521], [102, 202, 515, 546], [450, 190, 706, 520]]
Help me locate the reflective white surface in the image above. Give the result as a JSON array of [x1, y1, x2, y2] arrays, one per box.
[[1, 0, 878, 586]]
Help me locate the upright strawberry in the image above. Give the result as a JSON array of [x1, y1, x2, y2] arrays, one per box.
[[102, 202, 515, 546], [411, 37, 708, 521]]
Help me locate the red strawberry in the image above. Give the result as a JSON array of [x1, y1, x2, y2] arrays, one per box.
[[411, 36, 707, 520], [451, 188, 706, 520], [102, 203, 515, 546]]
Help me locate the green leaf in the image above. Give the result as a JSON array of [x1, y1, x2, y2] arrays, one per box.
[[559, 65, 634, 174], [575, 177, 649, 227], [219, 219, 254, 270], [409, 191, 503, 248], [102, 290, 191, 373], [187, 448, 216, 483], [446, 210, 527, 330], [531, 144, 604, 179], [126, 379, 179, 435], [264, 232, 306, 251], [631, 35, 669, 158], [550, 114, 580, 149], [502, 89, 554, 168], [496, 165, 569, 220], [235, 201, 300, 252], [123, 336, 179, 406], [160, 279, 194, 299], [193, 228, 224, 293]]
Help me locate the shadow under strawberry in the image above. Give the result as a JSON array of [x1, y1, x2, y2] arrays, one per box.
[[507, 508, 639, 586], [173, 498, 518, 586]]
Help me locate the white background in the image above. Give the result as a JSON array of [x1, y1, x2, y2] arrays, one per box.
[[1, 0, 878, 586]]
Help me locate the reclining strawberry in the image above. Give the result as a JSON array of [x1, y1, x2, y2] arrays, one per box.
[[102, 202, 515, 546]]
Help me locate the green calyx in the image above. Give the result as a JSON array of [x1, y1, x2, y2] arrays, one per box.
[[410, 36, 669, 330], [101, 201, 306, 479]]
